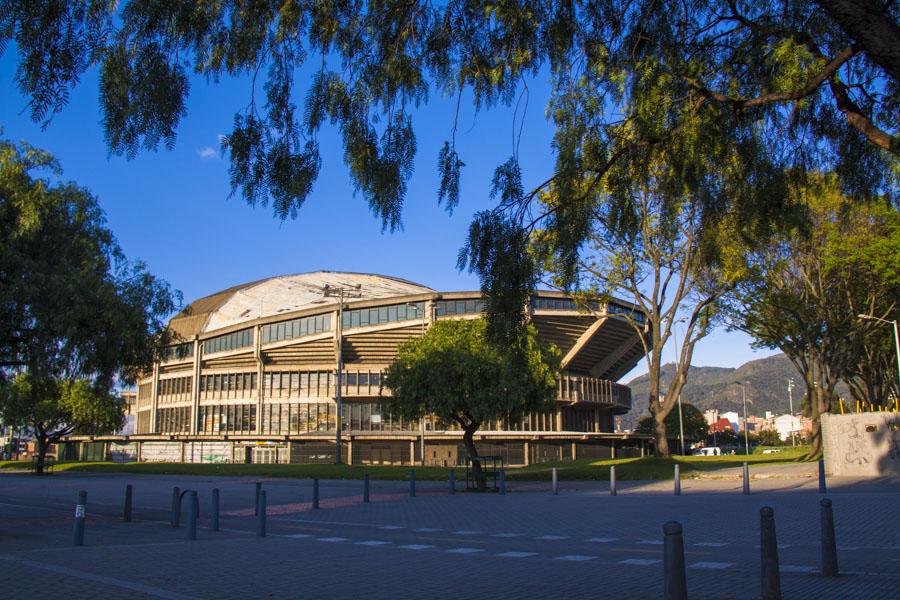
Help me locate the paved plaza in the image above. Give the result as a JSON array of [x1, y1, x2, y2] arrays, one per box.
[[1, 472, 898, 599]]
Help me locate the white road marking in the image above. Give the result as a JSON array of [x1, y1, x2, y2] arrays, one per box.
[[355, 540, 391, 546], [446, 548, 484, 554], [555, 555, 597, 562], [379, 525, 404, 530], [492, 533, 523, 538], [317, 537, 349, 543], [690, 562, 734, 570], [414, 528, 441, 532], [637, 540, 663, 545], [586, 537, 617, 543], [618, 559, 662, 566], [536, 535, 569, 540], [399, 544, 434, 550], [451, 530, 480, 535], [496, 552, 538, 558], [693, 542, 728, 547]]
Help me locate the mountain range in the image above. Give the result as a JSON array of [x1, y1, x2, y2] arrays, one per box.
[[620, 353, 848, 429]]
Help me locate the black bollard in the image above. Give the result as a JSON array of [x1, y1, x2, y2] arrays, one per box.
[[256, 491, 266, 537], [409, 469, 416, 497], [820, 498, 838, 576], [363, 473, 370, 503], [663, 521, 688, 600], [760, 506, 782, 600], [818, 459, 827, 494], [610, 465, 617, 496], [312, 478, 319, 509], [72, 490, 87, 546], [674, 464, 681, 496], [499, 468, 506, 495], [211, 488, 220, 532], [552, 468, 558, 495], [743, 462, 750, 495], [449, 469, 455, 495], [254, 482, 262, 515], [170, 486, 181, 527], [186, 491, 198, 540], [123, 484, 133, 523]]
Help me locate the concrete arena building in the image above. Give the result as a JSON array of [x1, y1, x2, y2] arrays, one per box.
[[65, 271, 650, 466]]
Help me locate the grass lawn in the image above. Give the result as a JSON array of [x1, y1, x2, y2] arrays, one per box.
[[0, 446, 811, 481]]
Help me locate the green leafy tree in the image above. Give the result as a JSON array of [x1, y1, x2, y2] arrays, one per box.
[[636, 402, 709, 451], [1, 2, 896, 342], [724, 176, 899, 456], [757, 428, 783, 446], [0, 138, 179, 472], [381, 318, 558, 490]]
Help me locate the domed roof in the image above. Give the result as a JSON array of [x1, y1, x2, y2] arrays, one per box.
[[168, 271, 434, 338]]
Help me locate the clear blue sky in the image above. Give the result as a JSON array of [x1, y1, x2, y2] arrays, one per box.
[[0, 51, 777, 381]]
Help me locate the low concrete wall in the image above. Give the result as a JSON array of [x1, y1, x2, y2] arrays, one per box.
[[822, 413, 900, 477]]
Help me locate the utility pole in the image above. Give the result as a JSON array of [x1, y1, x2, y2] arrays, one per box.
[[787, 378, 796, 447], [323, 283, 362, 464], [741, 383, 750, 456]]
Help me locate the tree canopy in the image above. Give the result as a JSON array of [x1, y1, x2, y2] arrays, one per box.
[[2, 1, 897, 341], [0, 138, 179, 470], [381, 318, 558, 488], [636, 402, 708, 446]]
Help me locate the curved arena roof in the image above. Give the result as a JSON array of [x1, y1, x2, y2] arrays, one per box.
[[168, 271, 434, 338]]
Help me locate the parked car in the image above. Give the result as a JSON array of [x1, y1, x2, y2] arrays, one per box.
[[692, 447, 722, 456]]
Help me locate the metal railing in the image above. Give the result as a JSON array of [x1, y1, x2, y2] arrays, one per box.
[[556, 373, 631, 410]]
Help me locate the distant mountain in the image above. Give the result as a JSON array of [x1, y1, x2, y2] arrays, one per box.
[[620, 353, 847, 429]]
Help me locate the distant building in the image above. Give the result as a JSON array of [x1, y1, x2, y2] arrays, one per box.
[[721, 411, 740, 432]]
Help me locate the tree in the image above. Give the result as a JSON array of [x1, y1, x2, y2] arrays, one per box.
[[757, 428, 783, 446], [534, 167, 733, 456], [381, 318, 558, 490], [0, 139, 179, 472], [1, 375, 124, 470], [636, 402, 708, 450], [1, 2, 896, 338], [724, 176, 900, 456]]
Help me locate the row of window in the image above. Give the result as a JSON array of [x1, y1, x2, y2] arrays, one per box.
[[531, 296, 644, 322], [260, 402, 418, 434], [341, 301, 425, 330], [156, 407, 191, 434], [261, 313, 331, 344], [203, 328, 254, 355], [158, 376, 193, 402], [197, 404, 257, 434], [161, 342, 194, 362], [199, 373, 257, 400], [434, 299, 484, 317], [137, 382, 152, 408]]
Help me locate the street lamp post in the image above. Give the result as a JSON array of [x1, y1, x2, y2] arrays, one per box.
[[740, 382, 750, 456], [323, 283, 362, 464], [672, 318, 686, 455], [787, 378, 796, 447], [857, 314, 900, 393]]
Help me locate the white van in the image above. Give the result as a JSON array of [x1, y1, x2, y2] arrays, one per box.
[[692, 447, 722, 456]]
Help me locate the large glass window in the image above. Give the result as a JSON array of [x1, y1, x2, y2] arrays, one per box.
[[342, 302, 425, 329], [434, 298, 485, 317], [262, 313, 331, 344], [203, 328, 254, 355]]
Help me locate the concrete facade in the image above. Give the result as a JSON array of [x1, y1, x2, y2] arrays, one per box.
[[822, 412, 900, 477]]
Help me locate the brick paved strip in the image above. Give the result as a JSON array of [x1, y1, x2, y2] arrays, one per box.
[[0, 555, 204, 600]]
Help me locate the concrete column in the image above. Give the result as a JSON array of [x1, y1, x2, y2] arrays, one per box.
[[611, 440, 617, 459], [255, 325, 264, 435], [571, 442, 577, 460], [347, 438, 353, 465], [191, 337, 201, 434], [409, 440, 416, 465], [523, 441, 530, 466], [149, 362, 160, 434], [555, 409, 562, 432]]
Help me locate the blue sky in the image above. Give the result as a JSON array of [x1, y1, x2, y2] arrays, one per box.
[[0, 51, 778, 381]]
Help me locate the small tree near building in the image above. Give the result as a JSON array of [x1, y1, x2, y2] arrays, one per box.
[[381, 319, 559, 490]]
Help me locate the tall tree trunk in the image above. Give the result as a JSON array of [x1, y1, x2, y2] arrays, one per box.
[[462, 425, 486, 491], [654, 410, 671, 457], [34, 435, 48, 475]]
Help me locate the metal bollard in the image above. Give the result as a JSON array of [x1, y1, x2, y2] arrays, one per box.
[[674, 464, 681, 496], [499, 468, 506, 495], [610, 465, 617, 496], [186, 491, 198, 540], [254, 482, 261, 515], [449, 469, 455, 495], [409, 469, 416, 497], [818, 459, 827, 494], [663, 521, 687, 600], [123, 484, 133, 522], [211, 488, 220, 532], [743, 462, 750, 495], [820, 498, 838, 576], [312, 478, 319, 509], [256, 491, 266, 537], [363, 473, 370, 503], [760, 506, 782, 600], [170, 486, 181, 527], [552, 468, 558, 495], [72, 490, 87, 546]]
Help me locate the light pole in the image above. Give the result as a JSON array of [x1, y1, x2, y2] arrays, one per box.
[[737, 382, 750, 456], [787, 378, 796, 447], [671, 317, 686, 455], [323, 283, 362, 464], [406, 302, 430, 465], [857, 314, 900, 393]]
